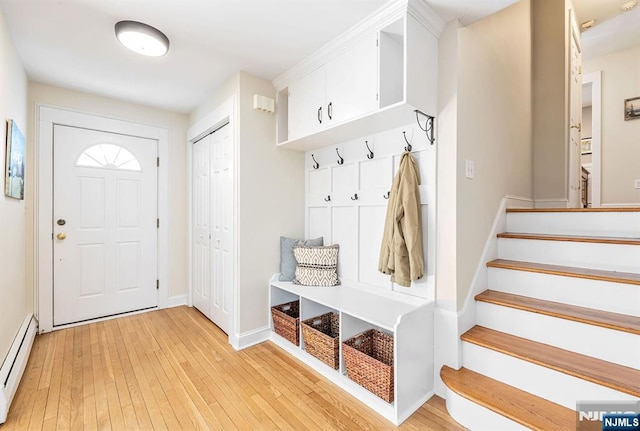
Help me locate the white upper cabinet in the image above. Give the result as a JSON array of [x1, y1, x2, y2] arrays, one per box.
[[288, 66, 326, 140], [274, 0, 444, 150], [288, 33, 378, 141], [325, 32, 379, 125]]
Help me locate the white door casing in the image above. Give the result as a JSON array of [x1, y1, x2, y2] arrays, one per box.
[[36, 105, 170, 333]]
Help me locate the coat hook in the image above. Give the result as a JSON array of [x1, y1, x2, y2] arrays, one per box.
[[336, 148, 344, 165], [383, 191, 390, 199], [365, 141, 374, 159], [324, 195, 331, 202], [415, 109, 435, 145], [403, 131, 412, 152], [311, 154, 319, 170], [350, 193, 358, 201]]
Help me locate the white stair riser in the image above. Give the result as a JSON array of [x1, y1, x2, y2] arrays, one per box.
[[488, 268, 640, 317], [476, 302, 640, 369], [462, 342, 637, 410], [444, 386, 530, 431], [498, 238, 640, 273], [506, 212, 640, 237]]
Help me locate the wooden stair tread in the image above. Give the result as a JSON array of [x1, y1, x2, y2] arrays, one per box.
[[506, 207, 640, 213], [475, 290, 640, 334], [462, 326, 640, 397], [487, 259, 640, 286], [441, 366, 576, 431], [497, 232, 640, 246]]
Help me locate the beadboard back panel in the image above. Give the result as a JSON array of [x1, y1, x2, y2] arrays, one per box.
[[305, 122, 435, 300]]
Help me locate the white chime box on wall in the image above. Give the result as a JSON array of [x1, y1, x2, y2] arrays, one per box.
[[253, 94, 275, 114]]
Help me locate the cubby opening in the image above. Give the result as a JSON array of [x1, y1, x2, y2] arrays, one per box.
[[378, 18, 405, 108]]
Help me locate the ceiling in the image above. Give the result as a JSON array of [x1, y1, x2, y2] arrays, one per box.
[[2, 0, 632, 115], [0, 0, 518, 114]]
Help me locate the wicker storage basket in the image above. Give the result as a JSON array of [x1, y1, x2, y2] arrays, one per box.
[[342, 329, 394, 403], [301, 312, 340, 369], [271, 300, 300, 346]]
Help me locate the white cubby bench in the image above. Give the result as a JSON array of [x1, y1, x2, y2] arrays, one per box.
[[268, 275, 435, 425]]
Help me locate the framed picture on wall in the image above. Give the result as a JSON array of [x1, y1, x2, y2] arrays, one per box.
[[581, 137, 592, 155], [625, 96, 640, 121], [5, 119, 26, 200]]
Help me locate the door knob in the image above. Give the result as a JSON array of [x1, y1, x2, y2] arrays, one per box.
[[56, 232, 67, 240], [570, 123, 582, 132]]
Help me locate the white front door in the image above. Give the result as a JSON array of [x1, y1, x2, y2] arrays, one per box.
[[192, 124, 233, 334], [53, 125, 158, 326]]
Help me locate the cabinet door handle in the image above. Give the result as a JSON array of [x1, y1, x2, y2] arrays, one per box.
[[317, 107, 322, 124], [328, 102, 333, 120]]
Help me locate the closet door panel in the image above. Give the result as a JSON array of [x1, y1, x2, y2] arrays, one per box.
[[331, 206, 357, 282], [359, 205, 389, 288]]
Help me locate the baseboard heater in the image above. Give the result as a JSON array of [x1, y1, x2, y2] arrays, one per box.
[[0, 314, 37, 424]]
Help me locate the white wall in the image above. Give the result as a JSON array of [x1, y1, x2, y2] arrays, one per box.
[[236, 71, 305, 334], [189, 71, 305, 336], [583, 46, 640, 205], [26, 83, 190, 305], [582, 105, 593, 138], [0, 8, 28, 367], [455, 0, 533, 309]]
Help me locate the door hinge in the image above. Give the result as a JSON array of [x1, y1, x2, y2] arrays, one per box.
[[376, 39, 379, 47], [376, 93, 379, 101], [157, 218, 160, 228], [157, 157, 160, 167], [156, 279, 159, 290]]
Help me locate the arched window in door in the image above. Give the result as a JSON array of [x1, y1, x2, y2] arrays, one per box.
[[76, 143, 142, 171]]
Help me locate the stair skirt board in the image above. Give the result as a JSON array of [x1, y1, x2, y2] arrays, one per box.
[[505, 211, 640, 237], [0, 314, 37, 424], [487, 268, 640, 316], [497, 238, 640, 273], [462, 342, 636, 410], [444, 385, 531, 431], [476, 302, 639, 368]]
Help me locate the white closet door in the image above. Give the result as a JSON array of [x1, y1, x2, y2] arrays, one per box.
[[192, 134, 211, 318], [210, 125, 232, 334]]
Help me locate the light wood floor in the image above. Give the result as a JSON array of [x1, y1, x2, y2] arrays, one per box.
[[0, 306, 466, 430]]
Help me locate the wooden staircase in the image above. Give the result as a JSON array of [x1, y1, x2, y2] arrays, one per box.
[[442, 208, 640, 430]]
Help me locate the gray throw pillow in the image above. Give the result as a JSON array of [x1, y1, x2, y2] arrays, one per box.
[[279, 236, 323, 281]]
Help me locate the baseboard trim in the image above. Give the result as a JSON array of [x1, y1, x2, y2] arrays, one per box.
[[167, 295, 188, 308], [534, 199, 569, 208], [0, 314, 37, 424], [601, 203, 640, 208], [505, 195, 534, 209], [231, 326, 270, 351]]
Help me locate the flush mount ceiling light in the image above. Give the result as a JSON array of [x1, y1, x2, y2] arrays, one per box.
[[115, 20, 169, 57], [621, 1, 638, 12]]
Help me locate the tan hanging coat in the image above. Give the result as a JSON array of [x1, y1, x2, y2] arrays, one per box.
[[378, 151, 424, 287]]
